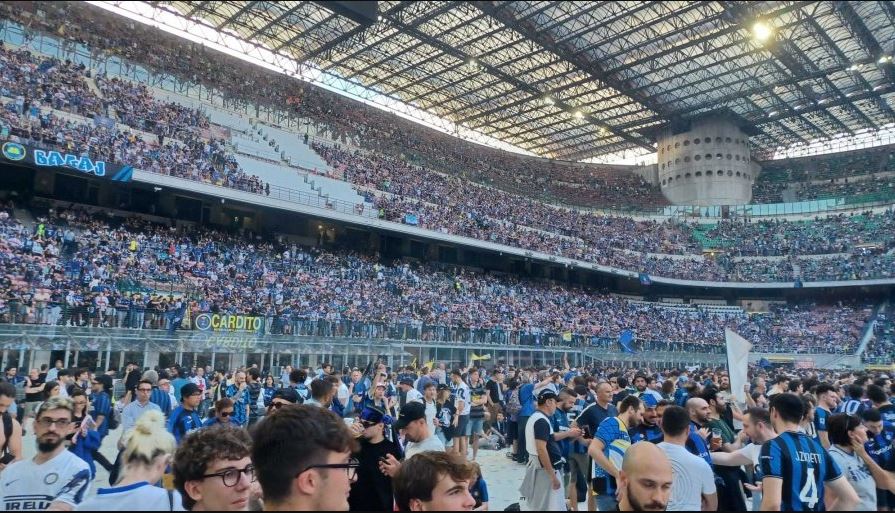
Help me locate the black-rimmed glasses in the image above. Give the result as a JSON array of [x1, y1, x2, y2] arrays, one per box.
[[298, 459, 360, 480], [202, 465, 256, 487]]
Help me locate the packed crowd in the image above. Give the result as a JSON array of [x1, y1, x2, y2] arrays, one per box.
[[0, 44, 268, 195], [864, 303, 894, 364], [754, 144, 895, 203], [1, 355, 894, 511], [4, 14, 895, 282], [0, 203, 876, 355]]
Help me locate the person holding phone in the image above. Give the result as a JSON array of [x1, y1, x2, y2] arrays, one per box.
[[66, 389, 102, 478], [347, 407, 402, 511]]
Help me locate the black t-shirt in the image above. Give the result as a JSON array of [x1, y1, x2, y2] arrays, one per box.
[[469, 383, 486, 419], [25, 376, 45, 402], [486, 380, 502, 405], [438, 397, 457, 438], [575, 402, 618, 436], [533, 416, 562, 467], [349, 437, 403, 511]]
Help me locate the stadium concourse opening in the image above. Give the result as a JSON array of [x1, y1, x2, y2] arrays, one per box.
[[0, 1, 893, 512]]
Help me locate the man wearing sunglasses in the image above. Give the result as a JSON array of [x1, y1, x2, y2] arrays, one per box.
[[253, 405, 359, 511], [204, 397, 238, 427], [174, 424, 256, 511], [266, 387, 300, 414], [348, 406, 402, 511]]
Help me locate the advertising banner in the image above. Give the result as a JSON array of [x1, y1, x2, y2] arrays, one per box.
[[1, 140, 132, 182]]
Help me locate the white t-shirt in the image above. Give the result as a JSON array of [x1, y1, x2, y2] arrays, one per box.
[[76, 482, 185, 511], [829, 446, 877, 512], [424, 399, 437, 434], [405, 434, 445, 459], [1, 450, 92, 510], [405, 388, 423, 404], [453, 382, 471, 415], [657, 442, 716, 511]]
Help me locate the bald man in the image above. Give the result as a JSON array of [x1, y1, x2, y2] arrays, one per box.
[[618, 442, 673, 511], [684, 398, 714, 465]]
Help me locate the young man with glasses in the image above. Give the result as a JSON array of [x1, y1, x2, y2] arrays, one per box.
[[266, 388, 300, 414], [348, 406, 403, 511], [174, 424, 256, 511], [204, 397, 238, 427], [0, 397, 91, 510], [252, 405, 359, 511]]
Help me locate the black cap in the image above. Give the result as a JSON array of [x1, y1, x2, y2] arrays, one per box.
[[437, 384, 451, 391], [399, 377, 415, 386], [181, 383, 202, 400], [393, 401, 426, 430], [272, 388, 299, 404], [537, 388, 558, 404]]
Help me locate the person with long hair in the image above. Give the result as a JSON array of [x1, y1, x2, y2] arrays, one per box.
[[67, 389, 102, 478], [75, 410, 181, 510]]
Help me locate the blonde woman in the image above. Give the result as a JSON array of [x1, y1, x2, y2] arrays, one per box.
[[76, 410, 183, 510]]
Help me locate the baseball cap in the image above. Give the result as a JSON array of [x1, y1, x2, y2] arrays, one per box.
[[399, 377, 414, 386], [180, 383, 202, 400], [437, 383, 451, 392], [271, 388, 299, 404], [537, 388, 558, 404], [393, 401, 426, 430]]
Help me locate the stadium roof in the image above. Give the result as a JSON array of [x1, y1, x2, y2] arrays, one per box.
[[140, 1, 895, 161]]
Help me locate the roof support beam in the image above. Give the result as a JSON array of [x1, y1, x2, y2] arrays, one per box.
[[215, 1, 258, 31], [383, 10, 655, 152]]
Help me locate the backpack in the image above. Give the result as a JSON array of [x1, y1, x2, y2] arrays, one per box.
[[107, 399, 121, 431], [505, 389, 522, 418]]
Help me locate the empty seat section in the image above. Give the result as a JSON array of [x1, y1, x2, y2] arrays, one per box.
[[233, 155, 315, 194], [256, 123, 330, 171]]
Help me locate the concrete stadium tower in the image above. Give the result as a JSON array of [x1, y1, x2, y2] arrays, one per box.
[[657, 113, 760, 206]]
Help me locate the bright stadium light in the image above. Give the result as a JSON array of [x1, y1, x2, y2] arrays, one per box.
[[573, 110, 584, 119], [752, 21, 773, 43], [543, 95, 554, 105]]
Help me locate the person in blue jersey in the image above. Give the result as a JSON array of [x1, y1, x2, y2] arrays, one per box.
[[168, 383, 203, 445], [813, 383, 839, 448], [630, 393, 662, 443], [760, 393, 859, 511], [552, 388, 583, 496], [87, 377, 116, 473], [573, 381, 617, 511], [514, 373, 535, 463], [868, 384, 895, 426], [202, 397, 237, 427], [837, 384, 866, 416], [225, 371, 250, 428], [684, 398, 715, 466], [146, 371, 173, 418], [588, 395, 642, 512], [862, 408, 895, 511]]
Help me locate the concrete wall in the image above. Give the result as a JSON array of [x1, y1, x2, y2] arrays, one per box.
[[658, 118, 756, 205]]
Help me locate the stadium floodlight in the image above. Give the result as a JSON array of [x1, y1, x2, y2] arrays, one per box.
[[879, 55, 892, 64], [752, 21, 773, 43], [573, 110, 584, 119], [543, 96, 554, 105]]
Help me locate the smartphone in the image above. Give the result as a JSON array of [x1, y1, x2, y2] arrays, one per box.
[[343, 417, 355, 427], [0, 453, 14, 465]]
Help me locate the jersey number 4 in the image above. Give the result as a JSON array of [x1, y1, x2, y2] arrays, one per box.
[[799, 468, 819, 509]]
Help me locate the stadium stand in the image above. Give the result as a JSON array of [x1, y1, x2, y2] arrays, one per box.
[[0, 200, 876, 355]]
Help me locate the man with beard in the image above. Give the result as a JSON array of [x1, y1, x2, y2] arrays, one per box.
[[617, 442, 673, 512], [685, 398, 714, 465], [634, 374, 662, 403], [348, 407, 403, 511], [0, 397, 91, 510], [589, 395, 643, 512], [711, 407, 778, 510], [630, 394, 663, 443]]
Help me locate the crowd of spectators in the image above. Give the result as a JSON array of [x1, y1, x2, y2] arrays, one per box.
[[753, 143, 895, 203], [0, 202, 876, 355], [0, 44, 268, 195], [863, 303, 893, 364], [2, 6, 895, 283]]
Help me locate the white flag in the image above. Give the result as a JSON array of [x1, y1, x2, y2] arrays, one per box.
[[725, 329, 752, 404]]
